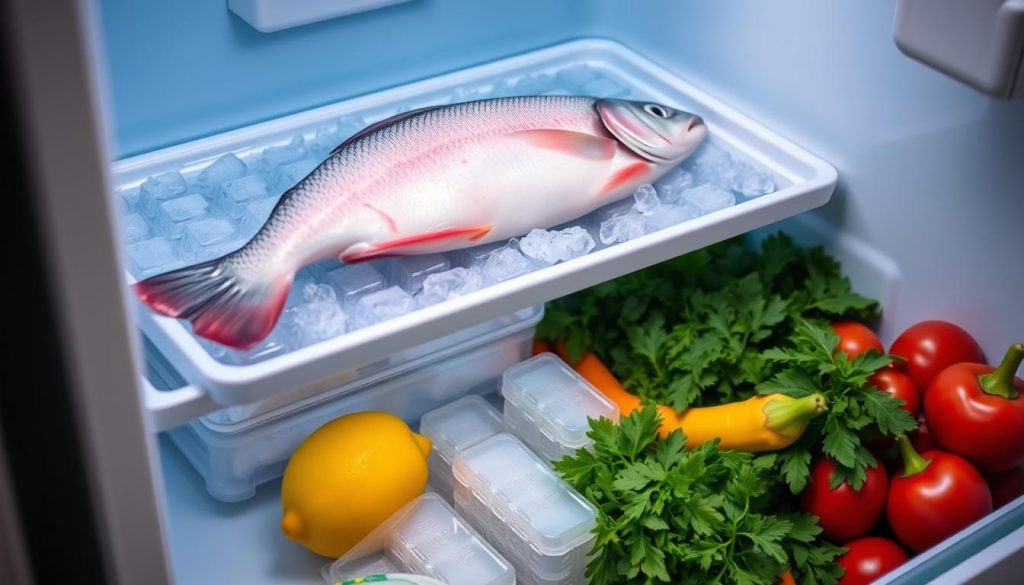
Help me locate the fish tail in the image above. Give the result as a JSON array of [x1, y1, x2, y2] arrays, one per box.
[[134, 252, 292, 350]]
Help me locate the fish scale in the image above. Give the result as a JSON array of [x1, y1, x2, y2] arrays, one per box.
[[135, 95, 706, 349]]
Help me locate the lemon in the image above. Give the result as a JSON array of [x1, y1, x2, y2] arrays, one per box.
[[280, 411, 431, 557]]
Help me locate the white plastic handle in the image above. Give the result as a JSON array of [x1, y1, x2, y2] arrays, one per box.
[[142, 377, 220, 432]]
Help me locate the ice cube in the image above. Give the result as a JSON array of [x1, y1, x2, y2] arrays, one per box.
[[183, 218, 235, 251], [684, 143, 740, 190], [556, 65, 600, 91], [325, 263, 386, 307], [312, 123, 342, 157], [352, 286, 416, 328], [258, 136, 306, 182], [118, 187, 141, 212], [218, 175, 270, 219], [682, 184, 736, 214], [195, 154, 246, 194], [290, 283, 347, 344], [385, 254, 450, 293], [632, 184, 660, 216], [303, 260, 341, 282], [418, 267, 469, 306], [158, 193, 209, 239], [121, 212, 150, 243], [519, 227, 595, 264], [451, 241, 506, 268], [276, 158, 319, 191], [452, 85, 490, 102], [598, 211, 646, 245], [478, 242, 536, 282], [643, 203, 702, 232], [581, 77, 629, 98], [140, 171, 187, 217], [513, 73, 556, 95], [655, 166, 695, 205], [127, 237, 181, 277], [731, 164, 776, 197], [241, 196, 278, 233], [193, 237, 246, 263], [417, 265, 488, 306]]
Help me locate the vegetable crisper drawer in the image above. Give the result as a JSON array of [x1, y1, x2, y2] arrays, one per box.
[[114, 38, 836, 410], [166, 306, 540, 502]]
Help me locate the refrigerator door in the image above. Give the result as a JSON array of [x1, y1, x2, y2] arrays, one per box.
[[2, 1, 170, 583]]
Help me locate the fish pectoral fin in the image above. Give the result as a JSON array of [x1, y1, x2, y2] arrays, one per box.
[[513, 129, 617, 160], [340, 225, 493, 263]]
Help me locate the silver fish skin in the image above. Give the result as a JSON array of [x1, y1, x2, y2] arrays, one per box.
[[136, 96, 706, 349]]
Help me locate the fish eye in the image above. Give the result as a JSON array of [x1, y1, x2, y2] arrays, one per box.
[[644, 104, 670, 118]]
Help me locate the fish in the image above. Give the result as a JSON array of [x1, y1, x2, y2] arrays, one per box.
[[135, 96, 707, 349]]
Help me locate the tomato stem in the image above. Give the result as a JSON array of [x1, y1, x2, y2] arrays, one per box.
[[895, 434, 932, 478], [978, 343, 1023, 399], [763, 393, 827, 438]]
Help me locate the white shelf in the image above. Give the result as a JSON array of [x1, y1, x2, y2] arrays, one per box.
[[160, 437, 325, 584]]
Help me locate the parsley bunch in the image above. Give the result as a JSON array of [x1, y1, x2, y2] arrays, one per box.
[[538, 233, 879, 412], [555, 406, 845, 585], [758, 320, 918, 491]]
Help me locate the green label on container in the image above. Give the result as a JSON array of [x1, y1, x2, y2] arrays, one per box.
[[339, 576, 417, 585]]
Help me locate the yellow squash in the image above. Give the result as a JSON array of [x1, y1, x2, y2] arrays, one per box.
[[557, 345, 826, 452]]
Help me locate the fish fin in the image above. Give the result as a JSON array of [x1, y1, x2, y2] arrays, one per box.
[[134, 256, 292, 350], [330, 105, 444, 156], [513, 129, 617, 160], [341, 225, 493, 262], [599, 161, 651, 196]]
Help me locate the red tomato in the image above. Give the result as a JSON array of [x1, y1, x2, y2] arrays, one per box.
[[837, 537, 908, 585], [800, 457, 888, 542], [985, 466, 1024, 508], [887, 437, 992, 552], [924, 343, 1024, 472], [890, 321, 984, 391], [869, 368, 920, 418], [833, 322, 884, 358]]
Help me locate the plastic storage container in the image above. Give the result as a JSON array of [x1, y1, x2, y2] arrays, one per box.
[[167, 306, 541, 502], [419, 395, 505, 503], [502, 353, 620, 462], [452, 434, 596, 585], [115, 39, 837, 422], [325, 493, 515, 585]]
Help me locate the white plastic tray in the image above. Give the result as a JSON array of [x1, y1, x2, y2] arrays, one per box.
[[118, 38, 836, 417]]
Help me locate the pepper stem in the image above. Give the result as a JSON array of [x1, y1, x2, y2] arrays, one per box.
[[896, 434, 932, 478], [978, 343, 1023, 399], [763, 393, 827, 439]]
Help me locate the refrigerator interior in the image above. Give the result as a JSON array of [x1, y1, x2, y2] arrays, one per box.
[[89, 0, 1024, 583]]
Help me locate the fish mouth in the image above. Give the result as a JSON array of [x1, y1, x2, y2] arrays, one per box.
[[597, 100, 676, 164]]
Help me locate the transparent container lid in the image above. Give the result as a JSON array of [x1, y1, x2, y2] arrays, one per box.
[[197, 306, 541, 433], [501, 353, 619, 448], [420, 395, 504, 465], [326, 492, 514, 585], [452, 434, 597, 556]]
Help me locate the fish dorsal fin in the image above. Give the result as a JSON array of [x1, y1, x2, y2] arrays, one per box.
[[330, 105, 443, 156]]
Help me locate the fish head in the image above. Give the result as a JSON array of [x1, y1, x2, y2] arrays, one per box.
[[596, 99, 706, 164]]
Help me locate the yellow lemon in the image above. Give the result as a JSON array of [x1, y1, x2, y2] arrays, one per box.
[[280, 411, 431, 557]]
